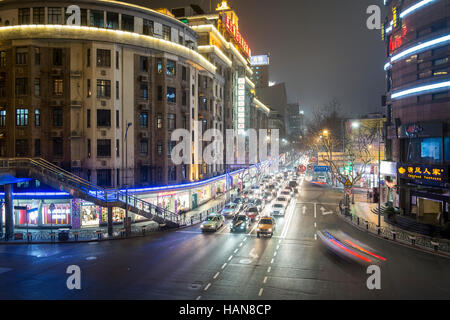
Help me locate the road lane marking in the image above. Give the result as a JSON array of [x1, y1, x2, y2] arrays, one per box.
[[314, 222, 317, 228], [314, 233, 317, 240], [263, 276, 268, 284], [239, 242, 243, 247], [273, 251, 277, 257], [221, 263, 227, 269], [213, 272, 220, 279], [196, 296, 202, 300], [228, 255, 233, 261], [314, 203, 317, 219], [271, 258, 274, 264], [234, 248, 239, 253], [276, 245, 280, 250], [258, 288, 264, 296], [267, 266, 271, 273], [204, 283, 211, 291]]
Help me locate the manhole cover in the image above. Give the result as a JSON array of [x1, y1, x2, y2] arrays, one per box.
[[239, 259, 252, 264]]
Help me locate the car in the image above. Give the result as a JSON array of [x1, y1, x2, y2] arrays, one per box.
[[252, 198, 264, 212], [245, 206, 260, 222], [280, 190, 292, 201], [230, 215, 250, 233], [257, 217, 276, 238], [276, 196, 289, 207], [263, 192, 273, 202], [222, 203, 241, 218], [200, 214, 225, 232], [289, 180, 298, 188], [271, 203, 286, 216]]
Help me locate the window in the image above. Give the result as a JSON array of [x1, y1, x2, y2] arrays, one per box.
[[97, 49, 111, 67], [0, 110, 6, 127], [97, 79, 111, 98], [97, 109, 111, 127], [87, 79, 92, 97], [116, 81, 119, 99], [168, 166, 176, 181], [90, 10, 104, 28], [106, 12, 119, 29], [16, 48, 27, 65], [157, 85, 163, 101], [157, 141, 163, 156], [33, 7, 45, 24], [53, 48, 63, 65], [116, 110, 119, 128], [0, 73, 5, 98], [81, 9, 88, 26], [182, 66, 187, 81], [33, 78, 40, 96], [16, 109, 28, 126], [143, 19, 153, 35], [405, 137, 442, 164], [121, 14, 134, 32], [116, 139, 120, 157], [15, 139, 28, 157], [140, 167, 148, 183], [139, 112, 148, 128], [140, 56, 148, 72], [48, 7, 62, 24], [0, 140, 5, 157], [34, 139, 41, 157], [445, 137, 450, 163], [157, 59, 163, 73], [97, 139, 111, 157], [116, 51, 119, 69], [52, 78, 63, 96], [167, 60, 176, 76], [157, 114, 163, 129], [182, 165, 187, 179], [140, 83, 148, 99], [87, 49, 91, 67], [163, 25, 171, 41], [168, 141, 176, 157], [16, 78, 28, 96], [182, 90, 187, 106], [18, 8, 30, 25], [53, 138, 63, 157], [434, 57, 448, 66], [97, 169, 112, 187], [0, 51, 6, 67], [53, 108, 63, 127], [167, 87, 176, 103], [87, 139, 91, 158], [200, 97, 207, 110], [140, 139, 148, 155], [167, 113, 176, 130], [34, 109, 40, 127]]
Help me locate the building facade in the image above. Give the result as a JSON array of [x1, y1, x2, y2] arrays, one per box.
[[383, 0, 450, 227]]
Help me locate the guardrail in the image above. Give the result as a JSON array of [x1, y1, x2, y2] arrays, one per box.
[[338, 205, 450, 255]]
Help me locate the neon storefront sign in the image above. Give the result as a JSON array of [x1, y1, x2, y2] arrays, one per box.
[[222, 13, 251, 57]]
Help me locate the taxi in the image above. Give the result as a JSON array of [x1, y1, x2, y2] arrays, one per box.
[[256, 216, 276, 238]]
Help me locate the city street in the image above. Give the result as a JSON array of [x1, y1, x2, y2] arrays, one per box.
[[0, 182, 449, 300]]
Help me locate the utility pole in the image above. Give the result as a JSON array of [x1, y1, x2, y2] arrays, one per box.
[[378, 120, 382, 227], [124, 122, 132, 235]]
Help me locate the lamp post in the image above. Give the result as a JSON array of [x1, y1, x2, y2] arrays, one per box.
[[124, 122, 132, 235]]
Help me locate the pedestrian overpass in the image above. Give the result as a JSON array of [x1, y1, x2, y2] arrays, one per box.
[[0, 158, 180, 239]]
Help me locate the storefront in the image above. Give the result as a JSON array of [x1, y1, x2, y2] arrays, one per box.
[[141, 190, 190, 214], [42, 202, 72, 226], [81, 202, 100, 226], [397, 163, 449, 226], [380, 161, 398, 207]]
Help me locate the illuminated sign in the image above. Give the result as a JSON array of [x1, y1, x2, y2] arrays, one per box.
[[389, 25, 407, 53], [397, 163, 448, 185], [222, 13, 251, 58], [393, 7, 398, 28], [250, 55, 269, 66], [237, 77, 246, 133]]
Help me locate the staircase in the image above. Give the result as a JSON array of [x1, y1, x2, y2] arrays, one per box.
[[0, 158, 180, 228]]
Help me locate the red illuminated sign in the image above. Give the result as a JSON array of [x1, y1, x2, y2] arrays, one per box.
[[222, 13, 251, 58], [389, 26, 407, 53]]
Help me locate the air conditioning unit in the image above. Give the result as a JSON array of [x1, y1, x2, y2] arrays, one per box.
[[101, 100, 107, 107], [140, 75, 149, 82], [71, 160, 82, 168], [101, 130, 107, 137], [139, 104, 149, 111], [140, 132, 148, 138]]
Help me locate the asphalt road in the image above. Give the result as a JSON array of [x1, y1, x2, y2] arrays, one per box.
[[0, 182, 449, 299]]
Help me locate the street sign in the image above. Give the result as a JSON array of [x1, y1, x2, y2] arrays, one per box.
[[314, 165, 330, 172], [345, 188, 352, 195], [344, 179, 352, 187]]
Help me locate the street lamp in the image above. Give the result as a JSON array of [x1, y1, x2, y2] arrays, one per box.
[[124, 122, 132, 235]]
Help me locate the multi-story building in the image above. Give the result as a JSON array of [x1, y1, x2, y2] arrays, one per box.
[[0, 0, 218, 188], [250, 53, 270, 94], [286, 103, 305, 141], [382, 0, 449, 228]]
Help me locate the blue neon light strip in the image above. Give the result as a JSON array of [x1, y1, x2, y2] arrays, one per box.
[[385, 0, 437, 34], [391, 34, 450, 62], [391, 80, 450, 99]]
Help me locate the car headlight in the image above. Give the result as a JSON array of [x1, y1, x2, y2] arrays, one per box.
[[268, 228, 272, 232]]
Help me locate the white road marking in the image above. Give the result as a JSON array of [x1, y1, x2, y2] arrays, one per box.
[[271, 258, 274, 264], [276, 245, 280, 250], [196, 296, 202, 300], [258, 288, 264, 296], [314, 203, 317, 219], [267, 266, 271, 273], [263, 276, 268, 284], [249, 248, 259, 260], [314, 222, 317, 228], [204, 283, 211, 291], [213, 272, 220, 279], [228, 255, 233, 261], [221, 263, 227, 269], [314, 233, 317, 240], [239, 242, 243, 247], [273, 251, 277, 257], [234, 248, 239, 253]]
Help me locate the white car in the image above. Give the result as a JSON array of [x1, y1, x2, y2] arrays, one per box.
[[222, 203, 241, 218], [271, 203, 286, 216], [276, 196, 289, 207], [280, 190, 292, 201]]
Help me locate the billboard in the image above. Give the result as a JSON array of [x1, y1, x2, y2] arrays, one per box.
[[250, 55, 269, 66]]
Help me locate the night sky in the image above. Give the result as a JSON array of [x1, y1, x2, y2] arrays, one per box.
[[141, 0, 387, 119], [225, 0, 387, 119]]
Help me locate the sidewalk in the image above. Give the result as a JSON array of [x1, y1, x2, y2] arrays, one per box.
[[350, 193, 387, 228]]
